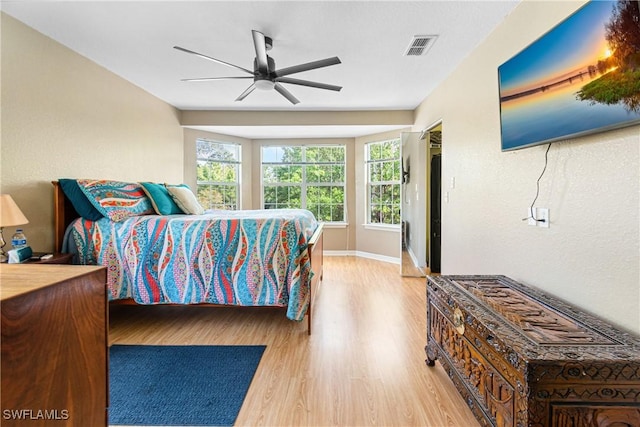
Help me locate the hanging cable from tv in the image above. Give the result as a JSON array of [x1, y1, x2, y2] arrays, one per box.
[[522, 143, 552, 223]]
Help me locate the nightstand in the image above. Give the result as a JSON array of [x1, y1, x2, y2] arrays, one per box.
[[26, 252, 74, 264], [1, 264, 108, 426]]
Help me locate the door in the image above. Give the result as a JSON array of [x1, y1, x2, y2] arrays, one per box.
[[400, 132, 425, 277], [430, 153, 442, 273]]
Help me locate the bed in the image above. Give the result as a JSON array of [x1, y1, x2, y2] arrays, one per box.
[[52, 180, 324, 333]]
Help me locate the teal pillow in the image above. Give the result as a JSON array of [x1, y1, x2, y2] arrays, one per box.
[[59, 179, 104, 221], [140, 182, 184, 215]]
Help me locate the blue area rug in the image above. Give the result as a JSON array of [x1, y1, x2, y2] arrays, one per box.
[[109, 345, 266, 426]]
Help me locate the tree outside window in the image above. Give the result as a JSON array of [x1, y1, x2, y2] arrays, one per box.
[[366, 139, 401, 225], [262, 145, 346, 222], [196, 139, 240, 210]]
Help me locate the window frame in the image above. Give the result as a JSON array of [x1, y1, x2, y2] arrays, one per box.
[[195, 138, 242, 210], [365, 138, 401, 228], [260, 144, 347, 223]]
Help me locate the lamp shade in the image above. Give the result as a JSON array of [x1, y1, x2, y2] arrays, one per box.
[[0, 194, 29, 227]]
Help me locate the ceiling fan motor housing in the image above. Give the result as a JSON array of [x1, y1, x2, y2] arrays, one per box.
[[254, 56, 276, 77], [254, 56, 277, 89], [264, 35, 273, 51]]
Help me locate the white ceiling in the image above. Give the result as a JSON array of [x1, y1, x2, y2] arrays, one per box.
[[2, 0, 520, 139]]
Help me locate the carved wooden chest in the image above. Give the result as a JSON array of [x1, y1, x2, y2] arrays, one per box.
[[426, 275, 640, 427]]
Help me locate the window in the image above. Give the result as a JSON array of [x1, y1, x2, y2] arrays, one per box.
[[262, 145, 346, 222], [196, 139, 241, 210], [366, 139, 401, 225]]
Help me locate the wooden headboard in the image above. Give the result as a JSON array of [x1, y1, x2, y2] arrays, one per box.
[[52, 181, 80, 253]]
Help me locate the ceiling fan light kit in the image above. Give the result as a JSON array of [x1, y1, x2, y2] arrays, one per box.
[[255, 80, 275, 91], [175, 30, 342, 105]]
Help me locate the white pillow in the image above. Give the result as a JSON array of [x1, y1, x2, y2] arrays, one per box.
[[166, 185, 204, 215]]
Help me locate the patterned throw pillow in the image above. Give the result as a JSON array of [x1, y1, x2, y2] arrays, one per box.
[[166, 185, 204, 215], [76, 179, 154, 222], [140, 182, 185, 215]]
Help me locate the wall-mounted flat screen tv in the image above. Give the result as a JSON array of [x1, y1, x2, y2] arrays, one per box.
[[498, 0, 640, 151]]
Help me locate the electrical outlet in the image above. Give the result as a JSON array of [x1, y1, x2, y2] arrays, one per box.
[[537, 208, 549, 228]]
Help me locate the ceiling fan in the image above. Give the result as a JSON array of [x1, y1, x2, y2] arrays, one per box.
[[174, 30, 342, 105]]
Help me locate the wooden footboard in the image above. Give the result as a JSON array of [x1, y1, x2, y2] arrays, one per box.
[[51, 181, 324, 334], [307, 223, 324, 335]]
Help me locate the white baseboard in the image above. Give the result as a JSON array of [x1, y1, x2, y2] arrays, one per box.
[[324, 250, 400, 265], [406, 245, 426, 272], [323, 250, 355, 257]]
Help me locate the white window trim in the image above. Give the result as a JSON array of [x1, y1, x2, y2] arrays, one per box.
[[363, 223, 401, 232], [260, 144, 347, 223], [324, 222, 349, 229], [196, 138, 242, 210], [364, 139, 401, 226]]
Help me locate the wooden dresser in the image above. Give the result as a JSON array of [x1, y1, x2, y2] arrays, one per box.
[[426, 275, 640, 427], [1, 264, 107, 427]]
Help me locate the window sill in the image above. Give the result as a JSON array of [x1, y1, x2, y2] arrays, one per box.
[[322, 222, 349, 229], [363, 224, 401, 232]]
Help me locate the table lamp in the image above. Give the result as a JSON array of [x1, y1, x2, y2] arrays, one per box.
[[0, 194, 29, 263]]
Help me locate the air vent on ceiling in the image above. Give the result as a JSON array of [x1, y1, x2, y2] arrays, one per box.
[[405, 35, 437, 56]]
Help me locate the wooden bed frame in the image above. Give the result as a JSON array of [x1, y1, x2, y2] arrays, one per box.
[[52, 181, 323, 334]]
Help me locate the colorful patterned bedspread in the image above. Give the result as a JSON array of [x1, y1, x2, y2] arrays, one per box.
[[63, 209, 318, 321]]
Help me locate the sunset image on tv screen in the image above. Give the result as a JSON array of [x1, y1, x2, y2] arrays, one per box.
[[499, 0, 640, 151]]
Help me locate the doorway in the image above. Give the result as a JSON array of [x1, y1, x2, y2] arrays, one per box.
[[426, 123, 442, 274]]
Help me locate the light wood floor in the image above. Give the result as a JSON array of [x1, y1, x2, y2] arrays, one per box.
[[109, 256, 479, 427]]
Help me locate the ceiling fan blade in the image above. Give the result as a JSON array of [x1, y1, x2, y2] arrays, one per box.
[[235, 83, 257, 101], [181, 76, 254, 82], [274, 83, 300, 105], [173, 46, 254, 75], [274, 57, 341, 77], [276, 77, 342, 92], [252, 30, 270, 76]]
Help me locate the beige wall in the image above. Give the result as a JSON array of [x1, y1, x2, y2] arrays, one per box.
[[0, 13, 184, 251], [414, 0, 640, 333], [181, 110, 413, 127]]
